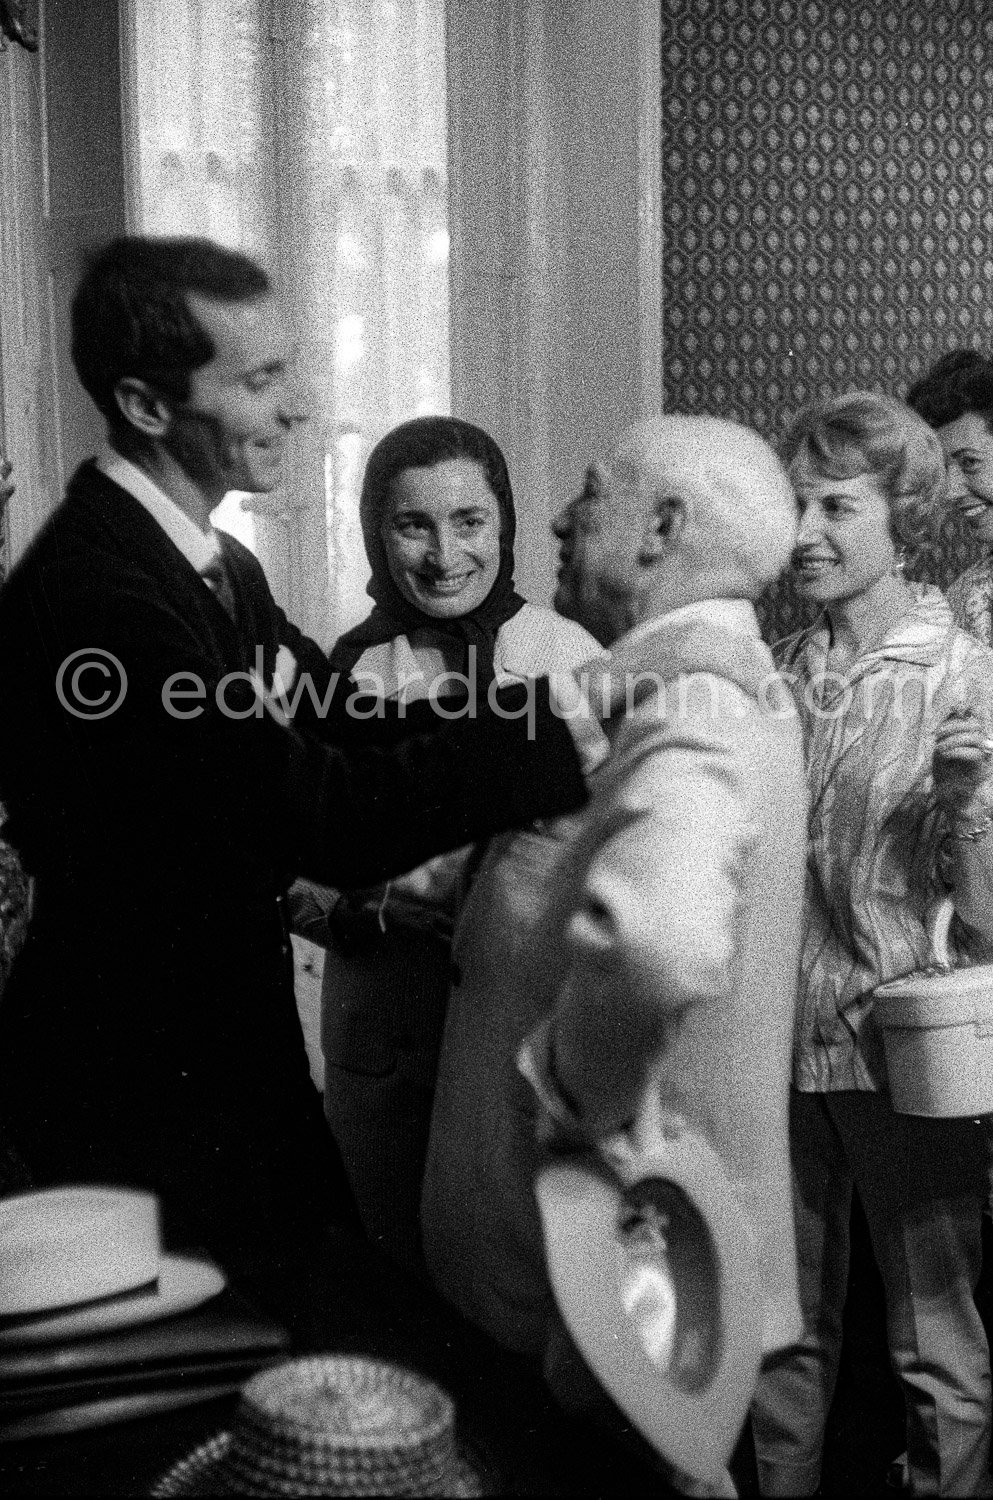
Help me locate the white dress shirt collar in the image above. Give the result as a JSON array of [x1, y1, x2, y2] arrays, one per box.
[[95, 447, 219, 574]]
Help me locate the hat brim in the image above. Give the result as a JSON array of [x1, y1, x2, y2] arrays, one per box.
[[536, 1128, 763, 1487], [0, 1255, 226, 1347], [150, 1429, 486, 1498]]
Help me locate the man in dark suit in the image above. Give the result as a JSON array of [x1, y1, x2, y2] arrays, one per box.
[[0, 237, 591, 1284]]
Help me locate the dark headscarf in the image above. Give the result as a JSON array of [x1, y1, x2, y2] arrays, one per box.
[[330, 416, 526, 686]]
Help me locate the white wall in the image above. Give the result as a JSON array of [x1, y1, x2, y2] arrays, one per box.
[[446, 0, 661, 605], [0, 0, 126, 563]]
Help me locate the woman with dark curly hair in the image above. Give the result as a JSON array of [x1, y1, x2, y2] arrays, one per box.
[[908, 348, 993, 645]]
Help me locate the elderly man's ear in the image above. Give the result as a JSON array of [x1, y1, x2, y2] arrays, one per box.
[[638, 493, 684, 564], [113, 378, 174, 440]]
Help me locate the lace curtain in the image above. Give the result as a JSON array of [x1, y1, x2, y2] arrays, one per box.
[[121, 0, 450, 645]]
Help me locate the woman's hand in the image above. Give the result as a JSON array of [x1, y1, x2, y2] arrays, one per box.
[[933, 709, 993, 812]]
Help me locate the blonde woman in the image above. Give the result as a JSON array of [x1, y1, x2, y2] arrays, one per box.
[[751, 392, 993, 1498]]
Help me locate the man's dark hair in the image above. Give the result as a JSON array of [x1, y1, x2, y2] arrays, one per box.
[[71, 236, 270, 441], [906, 348, 993, 433]]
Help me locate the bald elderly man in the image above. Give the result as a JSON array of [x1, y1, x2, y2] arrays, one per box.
[[420, 416, 807, 1450]]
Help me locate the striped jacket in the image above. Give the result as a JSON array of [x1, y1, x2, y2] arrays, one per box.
[[775, 586, 993, 1092]]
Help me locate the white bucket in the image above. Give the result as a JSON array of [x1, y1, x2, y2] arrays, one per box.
[[875, 899, 993, 1118]]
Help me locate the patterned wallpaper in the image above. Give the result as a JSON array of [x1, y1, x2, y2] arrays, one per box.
[[660, 0, 993, 639]]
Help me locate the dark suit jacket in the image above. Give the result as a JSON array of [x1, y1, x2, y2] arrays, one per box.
[[0, 461, 585, 1270]]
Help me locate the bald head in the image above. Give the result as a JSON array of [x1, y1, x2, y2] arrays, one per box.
[[617, 415, 797, 603], [552, 414, 797, 645]]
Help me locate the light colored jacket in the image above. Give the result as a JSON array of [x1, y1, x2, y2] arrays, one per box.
[[421, 601, 807, 1363], [776, 586, 993, 1093]]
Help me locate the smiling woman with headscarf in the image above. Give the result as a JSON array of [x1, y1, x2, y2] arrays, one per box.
[[292, 416, 600, 1271]]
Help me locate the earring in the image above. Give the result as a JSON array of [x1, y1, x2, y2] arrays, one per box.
[[893, 547, 907, 577]]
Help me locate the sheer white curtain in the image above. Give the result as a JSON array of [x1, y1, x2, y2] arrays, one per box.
[[121, 0, 450, 645]]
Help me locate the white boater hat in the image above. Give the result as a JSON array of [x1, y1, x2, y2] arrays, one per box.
[[535, 1089, 763, 1488], [0, 1186, 225, 1345]]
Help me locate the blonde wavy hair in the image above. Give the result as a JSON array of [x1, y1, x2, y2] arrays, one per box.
[[781, 390, 946, 547]]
